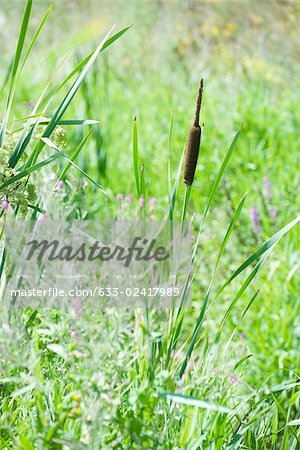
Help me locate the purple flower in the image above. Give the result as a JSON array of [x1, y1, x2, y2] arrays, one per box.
[[229, 375, 238, 385], [56, 180, 63, 190], [139, 197, 145, 207], [263, 176, 272, 201], [250, 207, 261, 235], [125, 193, 133, 202], [72, 297, 82, 319], [1, 200, 9, 211], [241, 332, 246, 340], [116, 193, 123, 201], [270, 208, 278, 219], [149, 197, 156, 209], [150, 214, 156, 221]]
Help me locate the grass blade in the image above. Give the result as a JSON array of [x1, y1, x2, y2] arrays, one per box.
[[0, 0, 33, 145], [160, 392, 231, 413], [192, 126, 242, 261], [0, 153, 61, 190], [41, 137, 107, 195], [19, 3, 53, 73], [26, 24, 122, 167], [56, 25, 131, 93], [217, 215, 300, 295], [57, 130, 92, 181], [179, 193, 247, 377], [133, 116, 140, 197]]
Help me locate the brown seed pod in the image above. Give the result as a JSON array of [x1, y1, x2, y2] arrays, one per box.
[[184, 79, 203, 186]]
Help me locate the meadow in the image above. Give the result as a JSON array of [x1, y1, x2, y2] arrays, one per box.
[[0, 0, 300, 448]]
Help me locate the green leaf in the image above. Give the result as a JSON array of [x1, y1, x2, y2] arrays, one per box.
[[0, 153, 61, 189], [287, 420, 300, 426], [58, 130, 92, 180], [192, 126, 242, 261], [133, 116, 140, 197], [41, 137, 107, 195], [0, 0, 33, 145], [160, 392, 231, 413], [217, 215, 300, 295], [19, 3, 53, 74], [26, 24, 129, 167], [179, 193, 247, 377], [56, 24, 131, 93]]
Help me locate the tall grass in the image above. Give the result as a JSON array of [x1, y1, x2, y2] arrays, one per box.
[[0, 2, 300, 449]]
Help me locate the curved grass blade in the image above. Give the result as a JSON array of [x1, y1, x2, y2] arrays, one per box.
[[192, 126, 243, 261], [0, 0, 33, 145], [9, 51, 72, 167], [179, 193, 248, 377], [19, 4, 53, 74], [133, 116, 140, 197], [57, 25, 131, 93], [216, 250, 272, 340], [10, 119, 99, 135], [41, 137, 107, 195], [0, 153, 61, 190], [159, 392, 231, 413], [57, 130, 92, 181], [26, 25, 118, 167], [217, 214, 300, 296]]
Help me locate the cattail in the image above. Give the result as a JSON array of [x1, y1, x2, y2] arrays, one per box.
[[184, 79, 203, 186]]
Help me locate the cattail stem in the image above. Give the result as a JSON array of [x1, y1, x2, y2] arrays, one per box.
[[183, 79, 204, 186]]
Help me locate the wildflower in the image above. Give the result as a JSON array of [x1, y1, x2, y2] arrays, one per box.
[[125, 193, 133, 202], [1, 200, 9, 211], [263, 176, 272, 200], [250, 206, 261, 235], [56, 180, 63, 190], [116, 193, 123, 201], [139, 197, 145, 207], [83, 179, 88, 188], [150, 214, 156, 221], [241, 332, 246, 340], [270, 208, 278, 219], [229, 375, 238, 385], [149, 197, 156, 209]]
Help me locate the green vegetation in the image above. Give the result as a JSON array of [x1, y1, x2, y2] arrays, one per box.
[[1, 1, 300, 448]]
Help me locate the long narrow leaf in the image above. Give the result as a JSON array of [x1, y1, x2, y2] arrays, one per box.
[[56, 25, 131, 93], [58, 130, 92, 181], [217, 215, 300, 295], [133, 117, 140, 197], [192, 126, 242, 261], [179, 193, 247, 377], [160, 392, 231, 413], [0, 153, 61, 190], [26, 25, 118, 167], [41, 137, 107, 195], [0, 0, 33, 145], [19, 4, 53, 74]]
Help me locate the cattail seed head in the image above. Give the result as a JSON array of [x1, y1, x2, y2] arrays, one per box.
[[184, 79, 203, 186]]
